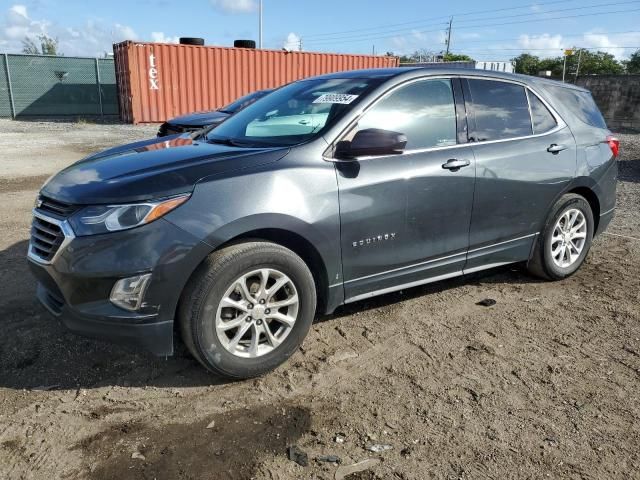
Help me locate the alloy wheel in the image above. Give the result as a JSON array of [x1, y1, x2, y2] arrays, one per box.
[[215, 268, 299, 358], [550, 208, 587, 268]]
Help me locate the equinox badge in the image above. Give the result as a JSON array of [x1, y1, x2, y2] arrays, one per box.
[[352, 232, 396, 248]]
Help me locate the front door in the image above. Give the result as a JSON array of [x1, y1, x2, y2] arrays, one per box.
[[335, 78, 476, 302]]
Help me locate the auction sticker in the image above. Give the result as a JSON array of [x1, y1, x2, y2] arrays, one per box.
[[313, 93, 359, 104]]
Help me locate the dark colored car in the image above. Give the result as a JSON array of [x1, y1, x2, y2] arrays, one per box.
[[157, 89, 274, 137], [28, 68, 618, 379]]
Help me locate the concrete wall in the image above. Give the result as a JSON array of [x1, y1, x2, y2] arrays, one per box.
[[576, 75, 640, 131]]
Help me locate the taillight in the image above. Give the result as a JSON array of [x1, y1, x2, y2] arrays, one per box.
[[606, 135, 620, 158]]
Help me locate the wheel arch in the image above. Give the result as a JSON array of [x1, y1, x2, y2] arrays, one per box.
[[217, 228, 330, 314], [176, 213, 341, 321], [560, 176, 602, 234]]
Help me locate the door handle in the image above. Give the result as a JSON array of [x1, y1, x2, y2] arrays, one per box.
[[442, 158, 470, 171], [547, 143, 568, 154], [298, 119, 310, 125]]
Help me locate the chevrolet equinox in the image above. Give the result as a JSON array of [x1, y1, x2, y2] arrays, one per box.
[[28, 68, 618, 378]]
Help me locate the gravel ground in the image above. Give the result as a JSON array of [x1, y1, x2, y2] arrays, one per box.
[[0, 119, 639, 480]]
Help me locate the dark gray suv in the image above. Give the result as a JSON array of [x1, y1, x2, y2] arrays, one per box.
[[28, 68, 618, 378]]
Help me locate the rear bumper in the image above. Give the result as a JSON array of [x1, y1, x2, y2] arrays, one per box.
[[596, 207, 615, 237]]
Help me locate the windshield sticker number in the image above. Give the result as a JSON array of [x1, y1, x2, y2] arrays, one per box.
[[312, 93, 359, 105]]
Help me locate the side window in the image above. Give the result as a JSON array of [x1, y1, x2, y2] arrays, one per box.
[[467, 79, 533, 141], [527, 90, 557, 134], [355, 79, 457, 150]]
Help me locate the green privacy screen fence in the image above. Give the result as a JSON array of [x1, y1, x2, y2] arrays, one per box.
[[0, 53, 118, 118]]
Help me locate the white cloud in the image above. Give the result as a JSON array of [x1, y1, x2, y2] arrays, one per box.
[[388, 30, 447, 56], [151, 31, 179, 44], [7, 4, 28, 24], [518, 33, 564, 52], [516, 31, 640, 59], [0, 4, 138, 56], [210, 0, 257, 14], [283, 32, 301, 51]]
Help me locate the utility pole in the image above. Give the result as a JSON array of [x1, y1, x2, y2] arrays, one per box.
[[562, 54, 567, 82], [445, 17, 453, 56], [258, 0, 263, 48], [574, 48, 583, 82]]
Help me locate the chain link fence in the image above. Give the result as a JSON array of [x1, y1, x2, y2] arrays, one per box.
[[0, 53, 118, 119]]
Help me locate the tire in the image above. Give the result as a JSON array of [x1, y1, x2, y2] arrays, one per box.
[[179, 37, 205, 46], [528, 193, 594, 280], [178, 241, 316, 379], [234, 39, 256, 49]]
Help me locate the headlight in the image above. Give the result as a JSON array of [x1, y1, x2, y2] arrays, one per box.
[[69, 194, 190, 236]]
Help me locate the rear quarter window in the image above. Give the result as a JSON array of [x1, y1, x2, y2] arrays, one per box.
[[546, 85, 607, 129], [527, 90, 557, 134]]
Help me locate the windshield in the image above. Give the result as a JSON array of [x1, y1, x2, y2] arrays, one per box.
[[219, 90, 272, 114], [206, 77, 382, 147]]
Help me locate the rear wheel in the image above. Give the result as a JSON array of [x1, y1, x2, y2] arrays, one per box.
[[179, 241, 316, 379], [528, 193, 594, 280]]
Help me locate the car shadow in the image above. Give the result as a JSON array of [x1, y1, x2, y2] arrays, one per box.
[[320, 263, 543, 323], [618, 157, 640, 184], [0, 239, 227, 391], [0, 237, 542, 392]]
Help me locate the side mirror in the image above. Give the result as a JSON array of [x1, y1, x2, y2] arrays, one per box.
[[335, 128, 407, 159]]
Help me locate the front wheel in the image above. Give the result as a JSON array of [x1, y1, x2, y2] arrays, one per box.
[[179, 241, 316, 379], [528, 193, 594, 280]]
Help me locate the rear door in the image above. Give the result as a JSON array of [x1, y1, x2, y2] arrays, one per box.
[[462, 78, 577, 271], [335, 77, 476, 301]]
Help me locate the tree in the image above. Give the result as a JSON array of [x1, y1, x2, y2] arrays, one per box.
[[442, 52, 473, 62], [21, 37, 40, 54], [512, 50, 623, 78], [624, 49, 640, 73], [574, 50, 622, 75], [386, 51, 413, 63], [623, 50, 640, 73], [386, 49, 471, 64], [21, 34, 61, 56], [512, 53, 542, 75]]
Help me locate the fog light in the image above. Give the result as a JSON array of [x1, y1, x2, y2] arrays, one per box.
[[110, 273, 152, 311]]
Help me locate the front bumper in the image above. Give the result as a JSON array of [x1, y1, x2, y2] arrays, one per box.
[[28, 216, 212, 356]]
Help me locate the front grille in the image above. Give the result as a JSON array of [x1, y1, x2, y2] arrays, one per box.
[[30, 216, 65, 262], [37, 195, 79, 218]]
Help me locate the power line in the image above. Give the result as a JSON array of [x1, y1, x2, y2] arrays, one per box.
[[303, 0, 640, 44], [463, 46, 640, 51], [303, 0, 582, 39], [304, 6, 640, 47], [452, 0, 640, 27], [449, 30, 640, 46]]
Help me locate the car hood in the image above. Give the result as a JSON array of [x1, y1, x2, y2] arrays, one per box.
[[41, 135, 289, 204], [167, 110, 229, 127]]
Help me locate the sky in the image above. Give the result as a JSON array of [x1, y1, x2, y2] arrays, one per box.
[[0, 0, 639, 61]]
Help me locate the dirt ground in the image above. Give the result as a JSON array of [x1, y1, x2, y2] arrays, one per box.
[[0, 118, 639, 480]]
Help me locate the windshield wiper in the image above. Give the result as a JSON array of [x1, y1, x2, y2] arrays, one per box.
[[206, 136, 251, 147]]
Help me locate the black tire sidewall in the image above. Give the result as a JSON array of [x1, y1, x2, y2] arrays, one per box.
[[193, 247, 315, 378], [542, 196, 594, 279]]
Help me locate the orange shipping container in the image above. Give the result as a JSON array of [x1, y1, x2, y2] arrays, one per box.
[[113, 41, 399, 124]]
